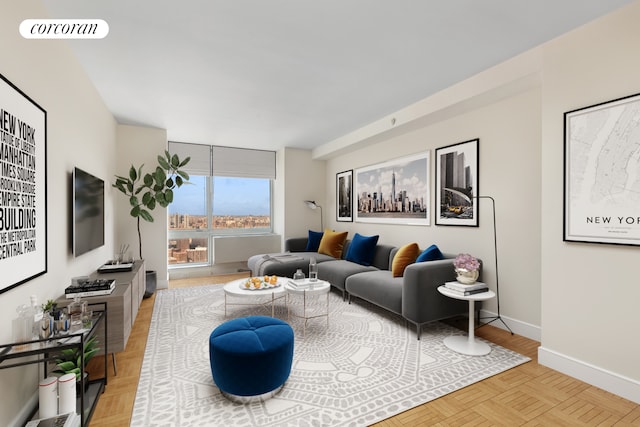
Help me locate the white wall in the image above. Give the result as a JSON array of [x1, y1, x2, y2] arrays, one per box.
[[538, 1, 640, 403], [281, 148, 326, 241], [324, 86, 542, 334], [317, 0, 640, 404], [115, 125, 168, 288], [0, 2, 117, 425], [213, 234, 281, 263]]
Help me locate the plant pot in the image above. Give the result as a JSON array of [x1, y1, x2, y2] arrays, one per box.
[[144, 270, 157, 298], [76, 371, 89, 394], [455, 268, 479, 284]]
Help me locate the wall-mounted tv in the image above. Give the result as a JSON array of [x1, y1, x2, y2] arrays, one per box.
[[72, 167, 105, 256]]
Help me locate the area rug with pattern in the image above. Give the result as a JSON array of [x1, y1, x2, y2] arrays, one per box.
[[131, 284, 529, 426]]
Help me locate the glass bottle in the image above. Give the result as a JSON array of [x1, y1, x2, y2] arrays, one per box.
[[12, 305, 32, 343], [293, 269, 305, 281], [68, 296, 85, 331], [39, 312, 52, 339], [52, 307, 69, 336], [30, 295, 43, 339], [309, 257, 318, 282]]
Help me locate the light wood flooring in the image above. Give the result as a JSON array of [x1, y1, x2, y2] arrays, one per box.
[[86, 274, 640, 426]]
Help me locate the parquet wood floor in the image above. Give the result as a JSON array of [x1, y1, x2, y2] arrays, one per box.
[[86, 273, 640, 426]]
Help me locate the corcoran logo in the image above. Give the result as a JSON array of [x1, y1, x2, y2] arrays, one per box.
[[19, 19, 109, 39]]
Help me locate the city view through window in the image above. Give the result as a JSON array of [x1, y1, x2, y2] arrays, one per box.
[[168, 176, 271, 266]]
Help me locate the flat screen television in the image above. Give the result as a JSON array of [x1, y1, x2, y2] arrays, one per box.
[[72, 167, 105, 256]]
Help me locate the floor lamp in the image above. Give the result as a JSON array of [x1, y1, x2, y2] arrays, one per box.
[[304, 200, 323, 231], [475, 195, 513, 334]]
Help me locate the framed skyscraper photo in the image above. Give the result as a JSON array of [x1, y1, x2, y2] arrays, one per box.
[[354, 152, 429, 225], [336, 170, 353, 222], [435, 139, 479, 227]]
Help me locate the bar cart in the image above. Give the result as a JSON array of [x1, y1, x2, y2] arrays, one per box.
[[0, 303, 108, 426]]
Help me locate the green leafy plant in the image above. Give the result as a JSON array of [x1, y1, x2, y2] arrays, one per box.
[[41, 299, 56, 313], [54, 336, 100, 380], [113, 150, 190, 259]]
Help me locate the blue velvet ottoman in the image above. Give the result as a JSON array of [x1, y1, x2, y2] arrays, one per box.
[[209, 316, 294, 402]]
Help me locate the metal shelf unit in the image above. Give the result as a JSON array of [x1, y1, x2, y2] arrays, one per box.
[[0, 303, 108, 427]]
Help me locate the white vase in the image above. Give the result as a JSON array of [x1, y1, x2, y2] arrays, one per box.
[[455, 268, 479, 284]]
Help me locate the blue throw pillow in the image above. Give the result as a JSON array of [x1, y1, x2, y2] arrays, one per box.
[[345, 233, 379, 266], [416, 244, 444, 262], [305, 230, 324, 251]]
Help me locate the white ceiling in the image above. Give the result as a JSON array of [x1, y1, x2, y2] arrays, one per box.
[[42, 0, 633, 152]]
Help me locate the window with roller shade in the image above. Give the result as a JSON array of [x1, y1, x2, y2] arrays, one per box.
[[167, 142, 275, 267]]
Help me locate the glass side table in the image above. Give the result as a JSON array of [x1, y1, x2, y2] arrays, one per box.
[[285, 279, 330, 336]]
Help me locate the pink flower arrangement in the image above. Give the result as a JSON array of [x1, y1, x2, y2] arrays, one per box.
[[454, 253, 480, 272]]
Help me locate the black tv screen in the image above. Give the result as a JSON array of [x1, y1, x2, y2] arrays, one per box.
[[73, 167, 105, 256]]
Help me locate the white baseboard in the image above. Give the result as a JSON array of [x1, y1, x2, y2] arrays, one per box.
[[10, 391, 38, 427], [168, 262, 249, 280], [539, 346, 640, 404], [479, 309, 541, 342]]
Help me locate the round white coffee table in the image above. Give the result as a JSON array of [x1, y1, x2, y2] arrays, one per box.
[[284, 279, 330, 335], [437, 284, 496, 356], [224, 277, 287, 317]]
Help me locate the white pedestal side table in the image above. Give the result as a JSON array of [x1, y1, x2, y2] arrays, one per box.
[[285, 279, 330, 335], [437, 284, 496, 356]]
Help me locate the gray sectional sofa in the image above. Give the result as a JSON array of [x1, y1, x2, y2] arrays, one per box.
[[247, 240, 335, 279], [247, 236, 480, 339]]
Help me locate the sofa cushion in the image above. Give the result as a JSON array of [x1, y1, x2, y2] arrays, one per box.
[[370, 244, 397, 270], [416, 244, 444, 262], [345, 233, 379, 266], [284, 237, 308, 252], [317, 259, 377, 292], [318, 230, 348, 258], [345, 270, 403, 316], [391, 242, 420, 277], [304, 230, 324, 251]]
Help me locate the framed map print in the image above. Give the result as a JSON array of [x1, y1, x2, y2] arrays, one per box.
[[564, 92, 640, 246]]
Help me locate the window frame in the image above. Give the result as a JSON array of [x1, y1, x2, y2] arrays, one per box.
[[168, 176, 273, 269]]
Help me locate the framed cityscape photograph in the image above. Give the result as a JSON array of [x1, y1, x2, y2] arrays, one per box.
[[355, 152, 429, 225], [336, 169, 353, 222], [0, 73, 48, 294], [564, 92, 640, 246], [435, 139, 479, 227]]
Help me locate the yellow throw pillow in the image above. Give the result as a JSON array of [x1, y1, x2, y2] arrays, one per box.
[[392, 242, 420, 277], [317, 229, 348, 258]]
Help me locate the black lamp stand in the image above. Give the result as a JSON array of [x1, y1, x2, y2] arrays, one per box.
[[475, 195, 513, 335]]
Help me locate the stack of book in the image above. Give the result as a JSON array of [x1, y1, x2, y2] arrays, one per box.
[[65, 279, 116, 298], [26, 412, 80, 427], [97, 261, 134, 273], [443, 281, 489, 296], [287, 279, 316, 289]]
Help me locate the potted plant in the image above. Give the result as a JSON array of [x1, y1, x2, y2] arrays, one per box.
[[112, 151, 190, 296], [53, 335, 100, 392], [41, 299, 55, 313]]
